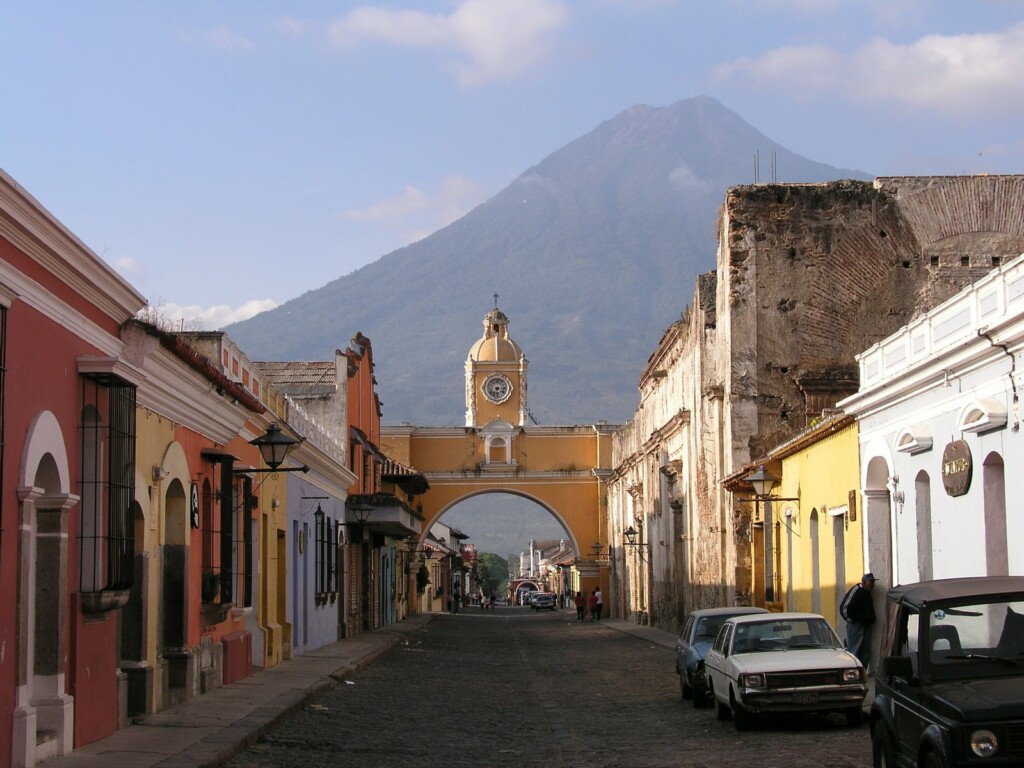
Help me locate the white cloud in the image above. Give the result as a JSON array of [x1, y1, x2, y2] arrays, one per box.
[[199, 24, 256, 53], [112, 255, 145, 281], [746, 0, 841, 11], [276, 16, 307, 37], [341, 175, 488, 233], [327, 0, 570, 86], [668, 163, 711, 193], [713, 23, 1024, 117], [734, 0, 921, 24], [152, 299, 280, 331]]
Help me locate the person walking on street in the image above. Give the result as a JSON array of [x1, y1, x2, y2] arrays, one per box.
[[595, 588, 603, 620], [841, 572, 877, 669], [574, 591, 586, 622], [588, 589, 598, 622]]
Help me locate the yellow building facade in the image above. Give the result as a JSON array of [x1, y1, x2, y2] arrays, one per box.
[[728, 415, 865, 629]]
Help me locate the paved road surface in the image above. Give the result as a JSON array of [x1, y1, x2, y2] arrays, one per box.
[[227, 608, 871, 768]]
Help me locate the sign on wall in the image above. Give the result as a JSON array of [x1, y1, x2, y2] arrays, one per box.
[[190, 481, 200, 528], [941, 440, 972, 497]]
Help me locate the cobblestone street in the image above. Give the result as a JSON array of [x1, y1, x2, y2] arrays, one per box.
[[227, 609, 871, 768]]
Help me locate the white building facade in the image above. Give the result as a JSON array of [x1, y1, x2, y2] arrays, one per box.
[[841, 254, 1024, 590]]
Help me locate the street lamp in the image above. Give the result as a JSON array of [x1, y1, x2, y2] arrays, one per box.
[[741, 464, 799, 606], [623, 524, 650, 562], [348, 503, 373, 525], [743, 465, 800, 513], [243, 423, 309, 474]]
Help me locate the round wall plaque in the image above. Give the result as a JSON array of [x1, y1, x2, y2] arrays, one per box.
[[941, 439, 972, 497]]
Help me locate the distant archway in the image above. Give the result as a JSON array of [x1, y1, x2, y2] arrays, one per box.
[[383, 424, 611, 600], [427, 489, 580, 554]]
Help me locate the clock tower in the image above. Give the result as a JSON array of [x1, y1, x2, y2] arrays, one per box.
[[465, 299, 527, 429]]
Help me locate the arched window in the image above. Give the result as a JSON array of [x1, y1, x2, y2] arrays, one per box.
[[983, 453, 1007, 576], [915, 471, 932, 581], [810, 509, 820, 613]]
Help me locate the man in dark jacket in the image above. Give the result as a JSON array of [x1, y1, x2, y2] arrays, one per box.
[[844, 572, 877, 669]]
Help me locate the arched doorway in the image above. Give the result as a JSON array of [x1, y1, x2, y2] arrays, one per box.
[[982, 452, 1007, 576], [120, 499, 149, 716], [862, 454, 893, 671], [863, 455, 893, 587], [160, 478, 190, 707], [14, 411, 75, 766]]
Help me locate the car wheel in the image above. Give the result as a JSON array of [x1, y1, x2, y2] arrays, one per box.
[[871, 719, 898, 768], [844, 707, 863, 727], [730, 689, 752, 731], [680, 672, 693, 700], [711, 683, 731, 721]]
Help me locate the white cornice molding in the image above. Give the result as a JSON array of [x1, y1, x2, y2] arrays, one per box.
[[840, 319, 1024, 419], [0, 260, 128, 355], [135, 344, 250, 445], [1, 171, 147, 320]]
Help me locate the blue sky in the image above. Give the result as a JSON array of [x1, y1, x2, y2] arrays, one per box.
[[3, 0, 1022, 329]]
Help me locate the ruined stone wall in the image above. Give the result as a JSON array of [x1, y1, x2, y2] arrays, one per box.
[[721, 176, 1024, 467], [716, 175, 1024, 612], [609, 175, 1024, 634]]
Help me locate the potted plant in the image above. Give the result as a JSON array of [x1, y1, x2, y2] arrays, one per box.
[[416, 564, 430, 595], [201, 570, 220, 603]]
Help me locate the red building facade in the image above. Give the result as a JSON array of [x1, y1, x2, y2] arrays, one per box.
[[1, 171, 148, 766]]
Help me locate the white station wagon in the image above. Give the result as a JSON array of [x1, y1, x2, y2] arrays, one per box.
[[704, 612, 867, 730]]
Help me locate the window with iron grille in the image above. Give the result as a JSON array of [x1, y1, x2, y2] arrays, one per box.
[[230, 475, 254, 609], [329, 518, 338, 593], [80, 373, 136, 595], [206, 458, 255, 610], [200, 477, 225, 603], [315, 511, 326, 593], [314, 512, 340, 596]]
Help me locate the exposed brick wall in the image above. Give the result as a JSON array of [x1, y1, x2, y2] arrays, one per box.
[[723, 177, 1024, 462]]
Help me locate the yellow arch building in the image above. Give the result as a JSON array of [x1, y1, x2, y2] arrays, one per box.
[[380, 305, 616, 592]]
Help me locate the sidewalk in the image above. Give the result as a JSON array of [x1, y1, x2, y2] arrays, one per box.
[[39, 615, 433, 768], [599, 618, 678, 650]]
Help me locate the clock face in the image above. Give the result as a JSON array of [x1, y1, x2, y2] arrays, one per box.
[[484, 375, 511, 403]]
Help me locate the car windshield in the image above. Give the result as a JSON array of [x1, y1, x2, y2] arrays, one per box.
[[926, 597, 1024, 667], [732, 617, 840, 653], [694, 616, 728, 642]]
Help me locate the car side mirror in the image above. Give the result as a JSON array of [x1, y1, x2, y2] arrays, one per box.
[[882, 655, 913, 682]]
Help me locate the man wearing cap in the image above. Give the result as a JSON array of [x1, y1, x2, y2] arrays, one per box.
[[844, 573, 877, 669]]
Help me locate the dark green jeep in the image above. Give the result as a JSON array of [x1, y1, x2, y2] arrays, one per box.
[[869, 576, 1024, 767]]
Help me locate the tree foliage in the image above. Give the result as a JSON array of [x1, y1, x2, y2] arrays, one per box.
[[476, 552, 509, 598]]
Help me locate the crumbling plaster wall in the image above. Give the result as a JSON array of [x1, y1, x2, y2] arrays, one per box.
[[610, 272, 726, 627]]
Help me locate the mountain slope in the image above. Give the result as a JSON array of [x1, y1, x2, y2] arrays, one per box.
[[226, 96, 869, 426]]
